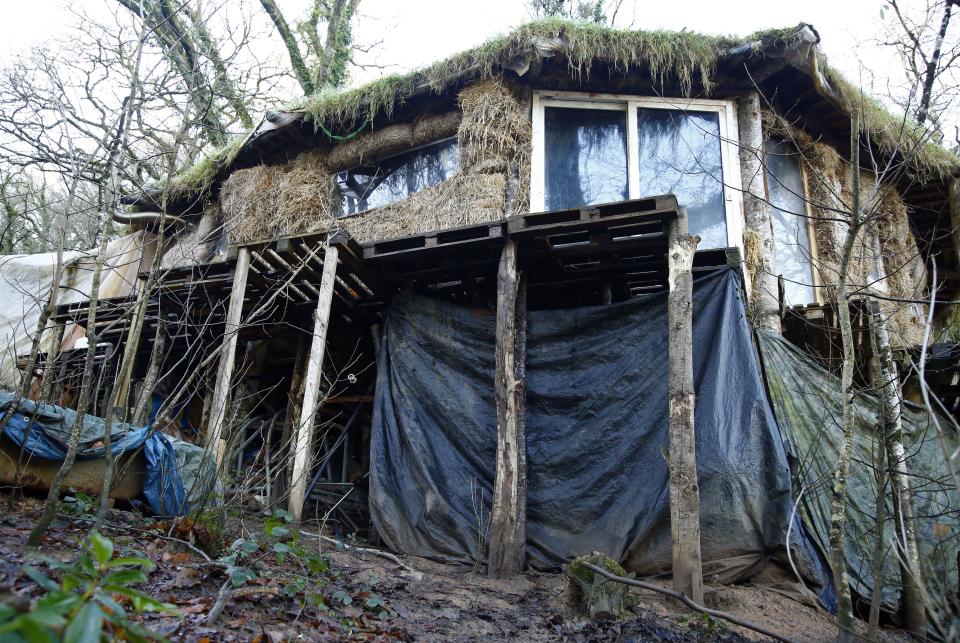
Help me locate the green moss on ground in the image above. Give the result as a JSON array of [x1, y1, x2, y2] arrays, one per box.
[[564, 551, 631, 620]]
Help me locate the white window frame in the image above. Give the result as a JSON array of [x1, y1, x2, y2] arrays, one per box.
[[531, 90, 745, 252]]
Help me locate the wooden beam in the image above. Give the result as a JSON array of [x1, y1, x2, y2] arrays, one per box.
[[111, 277, 148, 417], [206, 247, 251, 466], [288, 242, 340, 524], [666, 213, 704, 603], [487, 238, 528, 578]]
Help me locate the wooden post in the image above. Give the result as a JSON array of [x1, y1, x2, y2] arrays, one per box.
[[666, 213, 704, 603], [488, 238, 528, 578], [949, 177, 960, 270], [206, 247, 251, 465], [111, 277, 148, 417], [288, 242, 340, 523], [737, 91, 780, 333]]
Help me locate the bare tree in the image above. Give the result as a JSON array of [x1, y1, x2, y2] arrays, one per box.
[[882, 0, 960, 136]]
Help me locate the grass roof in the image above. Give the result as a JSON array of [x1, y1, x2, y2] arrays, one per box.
[[163, 18, 958, 201]]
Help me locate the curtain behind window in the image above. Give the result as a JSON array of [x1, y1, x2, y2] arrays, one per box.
[[636, 109, 726, 248], [543, 107, 627, 211], [764, 139, 816, 305]]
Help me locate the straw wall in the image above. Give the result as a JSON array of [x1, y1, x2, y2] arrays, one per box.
[[218, 78, 532, 245], [763, 112, 927, 345]]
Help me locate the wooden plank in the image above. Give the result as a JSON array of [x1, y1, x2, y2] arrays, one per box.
[[487, 238, 527, 578], [288, 243, 340, 524], [666, 213, 704, 604], [206, 247, 252, 466]]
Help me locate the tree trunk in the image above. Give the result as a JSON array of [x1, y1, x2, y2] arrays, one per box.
[[28, 197, 115, 545], [259, 0, 316, 95], [133, 317, 167, 427], [206, 247, 252, 465], [829, 112, 862, 643], [866, 313, 888, 641], [666, 213, 703, 603], [869, 302, 928, 634], [488, 238, 527, 578], [737, 91, 780, 333]]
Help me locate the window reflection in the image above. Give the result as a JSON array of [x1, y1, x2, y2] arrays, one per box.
[[336, 138, 460, 216], [764, 139, 816, 305], [636, 108, 726, 248], [544, 107, 628, 211]]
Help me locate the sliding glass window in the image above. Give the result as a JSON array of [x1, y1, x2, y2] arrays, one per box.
[[533, 94, 742, 250]]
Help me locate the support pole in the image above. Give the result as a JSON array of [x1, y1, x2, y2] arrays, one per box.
[[949, 177, 960, 271], [666, 213, 703, 603], [737, 90, 780, 333], [488, 238, 528, 578], [288, 242, 340, 524], [112, 277, 148, 417], [206, 247, 251, 466]]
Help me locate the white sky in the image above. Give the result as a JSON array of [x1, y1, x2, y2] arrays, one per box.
[[0, 0, 904, 111]]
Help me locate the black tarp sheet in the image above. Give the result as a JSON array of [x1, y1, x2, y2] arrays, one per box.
[[370, 269, 831, 592]]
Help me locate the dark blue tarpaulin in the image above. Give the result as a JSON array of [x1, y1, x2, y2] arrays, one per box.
[[0, 392, 186, 516], [369, 268, 833, 602]]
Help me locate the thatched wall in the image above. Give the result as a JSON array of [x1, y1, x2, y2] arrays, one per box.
[[341, 173, 507, 242], [218, 78, 531, 245], [161, 204, 226, 268], [763, 112, 927, 345], [220, 151, 335, 244]]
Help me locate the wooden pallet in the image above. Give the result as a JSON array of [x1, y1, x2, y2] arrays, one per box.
[[362, 220, 504, 260], [507, 195, 678, 236]]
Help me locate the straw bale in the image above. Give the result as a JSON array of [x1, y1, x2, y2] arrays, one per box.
[[458, 80, 531, 214], [458, 80, 530, 168], [413, 111, 462, 146], [327, 124, 415, 172], [161, 203, 226, 268], [220, 151, 335, 244], [341, 172, 507, 243], [875, 188, 927, 345]]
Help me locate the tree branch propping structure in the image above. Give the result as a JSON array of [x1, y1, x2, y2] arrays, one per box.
[[579, 562, 797, 643]]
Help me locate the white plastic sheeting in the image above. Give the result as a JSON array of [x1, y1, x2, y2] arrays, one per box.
[[0, 232, 149, 390]]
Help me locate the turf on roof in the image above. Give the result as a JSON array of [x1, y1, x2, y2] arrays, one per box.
[[164, 18, 958, 201]]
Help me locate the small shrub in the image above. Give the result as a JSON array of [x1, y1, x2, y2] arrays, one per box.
[[0, 531, 178, 641]]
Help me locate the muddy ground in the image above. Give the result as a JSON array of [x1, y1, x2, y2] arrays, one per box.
[[0, 497, 909, 642]]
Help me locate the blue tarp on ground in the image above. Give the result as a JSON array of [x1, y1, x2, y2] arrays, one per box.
[[0, 392, 186, 516], [369, 268, 834, 606]]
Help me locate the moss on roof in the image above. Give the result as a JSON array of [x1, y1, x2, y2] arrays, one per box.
[[816, 55, 959, 180], [293, 19, 739, 129], [163, 18, 958, 201], [161, 135, 246, 200]]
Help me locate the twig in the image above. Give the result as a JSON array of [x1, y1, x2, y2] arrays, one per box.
[[580, 562, 797, 643], [206, 579, 280, 626], [55, 513, 212, 562], [300, 529, 423, 580]]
